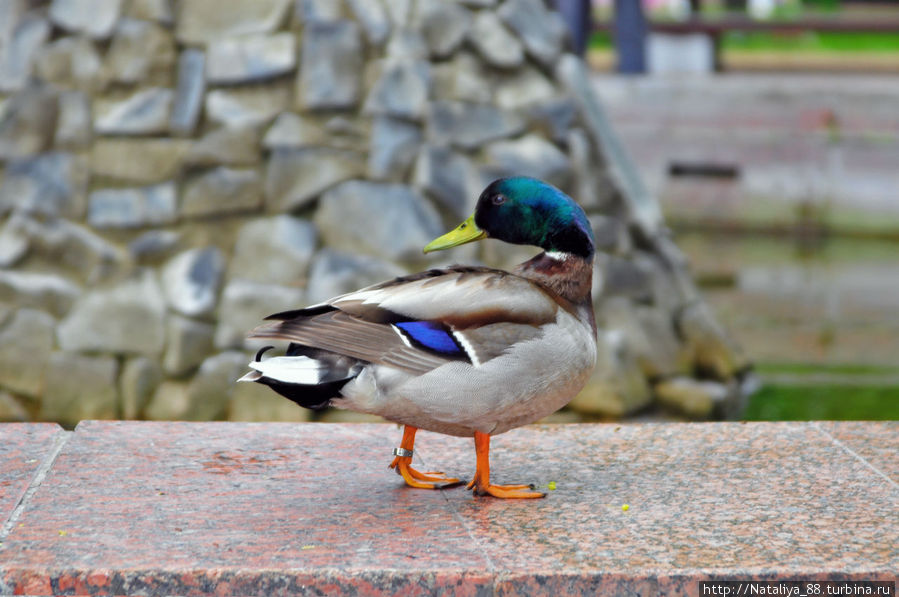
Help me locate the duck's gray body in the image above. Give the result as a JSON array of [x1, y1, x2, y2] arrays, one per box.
[[242, 255, 597, 438]]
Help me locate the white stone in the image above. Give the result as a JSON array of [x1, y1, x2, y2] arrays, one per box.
[[57, 269, 166, 355], [214, 280, 304, 350], [229, 216, 318, 285], [94, 88, 174, 135], [206, 33, 296, 84], [49, 0, 124, 39], [161, 247, 225, 318], [88, 182, 177, 228]]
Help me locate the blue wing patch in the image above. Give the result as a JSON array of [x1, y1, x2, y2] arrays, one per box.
[[394, 321, 467, 359]]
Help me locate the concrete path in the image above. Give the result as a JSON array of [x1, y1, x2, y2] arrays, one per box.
[[1, 421, 896, 595]]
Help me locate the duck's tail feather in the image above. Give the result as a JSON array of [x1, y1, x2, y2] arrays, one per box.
[[238, 344, 362, 410]]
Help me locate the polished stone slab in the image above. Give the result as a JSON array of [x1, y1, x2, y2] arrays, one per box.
[[0, 423, 66, 525], [0, 421, 896, 596]]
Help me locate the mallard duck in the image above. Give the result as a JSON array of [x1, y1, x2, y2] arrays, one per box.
[[240, 177, 597, 498]]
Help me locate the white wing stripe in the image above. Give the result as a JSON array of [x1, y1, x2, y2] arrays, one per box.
[[452, 330, 481, 368]]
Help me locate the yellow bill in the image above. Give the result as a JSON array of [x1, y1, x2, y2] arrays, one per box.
[[423, 214, 487, 253]]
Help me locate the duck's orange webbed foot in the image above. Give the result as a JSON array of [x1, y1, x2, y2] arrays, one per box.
[[389, 426, 463, 489], [467, 431, 546, 499]]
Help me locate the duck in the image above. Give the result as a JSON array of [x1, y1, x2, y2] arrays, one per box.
[[239, 176, 597, 499]]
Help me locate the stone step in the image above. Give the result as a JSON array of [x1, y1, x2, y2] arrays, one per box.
[[1, 421, 896, 595]]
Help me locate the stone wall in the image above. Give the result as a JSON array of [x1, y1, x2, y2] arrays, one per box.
[[0, 0, 754, 427]]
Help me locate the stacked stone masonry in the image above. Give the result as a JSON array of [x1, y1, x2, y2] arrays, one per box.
[[0, 0, 754, 426]]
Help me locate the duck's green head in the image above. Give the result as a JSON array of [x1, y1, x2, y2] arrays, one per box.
[[424, 177, 594, 258]]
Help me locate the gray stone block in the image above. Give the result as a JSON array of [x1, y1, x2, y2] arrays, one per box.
[[126, 0, 173, 23], [568, 330, 652, 417], [181, 167, 263, 219], [368, 116, 421, 180], [106, 18, 176, 84], [161, 247, 225, 318], [10, 214, 126, 283], [205, 85, 289, 128], [90, 138, 191, 184], [262, 112, 328, 149], [346, 0, 390, 46], [0, 12, 50, 93], [363, 59, 430, 121], [128, 230, 180, 262], [163, 314, 215, 376], [306, 249, 405, 305], [495, 66, 556, 111], [427, 101, 525, 151], [298, 20, 363, 110], [295, 0, 344, 24], [413, 145, 475, 219], [186, 126, 260, 166], [57, 269, 166, 355], [119, 356, 162, 419], [431, 51, 492, 103], [385, 29, 428, 61], [88, 182, 177, 228], [526, 97, 577, 145], [0, 308, 56, 398], [184, 351, 248, 420], [655, 377, 733, 419], [41, 352, 119, 424], [316, 180, 443, 261], [54, 90, 92, 148], [0, 217, 29, 268], [0, 152, 89, 219], [206, 33, 296, 84], [0, 271, 81, 318], [0, 390, 29, 422], [497, 0, 566, 65], [214, 279, 304, 350], [170, 49, 205, 137], [264, 147, 365, 212], [176, 0, 291, 44], [33, 36, 107, 92], [469, 11, 523, 69], [485, 134, 572, 188], [49, 0, 124, 39], [94, 87, 174, 136], [417, 0, 470, 58], [0, 85, 58, 160], [229, 216, 318, 286]]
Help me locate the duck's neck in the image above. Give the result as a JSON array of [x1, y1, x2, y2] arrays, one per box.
[[514, 250, 594, 312]]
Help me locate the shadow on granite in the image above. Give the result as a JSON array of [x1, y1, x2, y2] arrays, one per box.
[[0, 421, 896, 596]]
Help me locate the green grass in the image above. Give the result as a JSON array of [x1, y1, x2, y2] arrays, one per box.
[[591, 27, 899, 54], [744, 384, 899, 420], [755, 362, 899, 376], [723, 31, 899, 53]]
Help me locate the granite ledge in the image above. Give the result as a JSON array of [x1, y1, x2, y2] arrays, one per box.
[[0, 421, 896, 596]]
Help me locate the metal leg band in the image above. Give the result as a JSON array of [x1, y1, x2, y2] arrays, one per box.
[[393, 447, 413, 458]]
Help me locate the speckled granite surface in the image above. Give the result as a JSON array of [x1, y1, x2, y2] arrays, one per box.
[[0, 421, 896, 596], [0, 423, 65, 523]]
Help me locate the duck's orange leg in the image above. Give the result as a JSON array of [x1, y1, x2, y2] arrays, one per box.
[[389, 426, 462, 489], [466, 431, 546, 499]]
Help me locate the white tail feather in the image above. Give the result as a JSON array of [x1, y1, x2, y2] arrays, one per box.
[[248, 356, 327, 385]]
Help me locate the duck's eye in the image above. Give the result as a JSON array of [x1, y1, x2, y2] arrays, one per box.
[[491, 194, 506, 206]]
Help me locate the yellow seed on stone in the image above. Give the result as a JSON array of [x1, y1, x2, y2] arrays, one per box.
[[622, 504, 629, 511], [58, 530, 68, 536], [301, 545, 315, 550], [547, 481, 556, 491]]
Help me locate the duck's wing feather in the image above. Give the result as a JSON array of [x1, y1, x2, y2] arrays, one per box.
[[249, 266, 559, 374]]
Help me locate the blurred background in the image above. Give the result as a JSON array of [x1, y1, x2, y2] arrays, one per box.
[[0, 0, 896, 427], [588, 0, 899, 419]]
